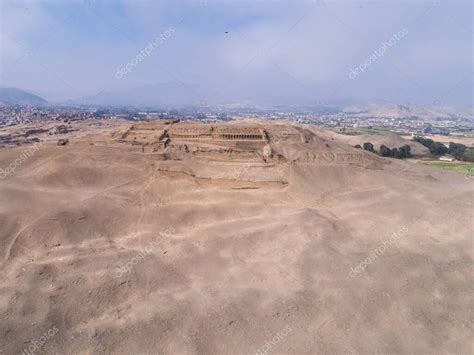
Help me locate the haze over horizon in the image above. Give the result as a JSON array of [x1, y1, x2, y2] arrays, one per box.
[[1, 0, 472, 107], [1, 3, 474, 354]]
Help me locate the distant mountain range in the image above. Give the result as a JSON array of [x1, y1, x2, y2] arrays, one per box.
[[76, 83, 205, 108], [0, 87, 48, 107], [75, 82, 352, 108], [343, 103, 473, 120], [1, 86, 472, 122], [76, 87, 474, 120]]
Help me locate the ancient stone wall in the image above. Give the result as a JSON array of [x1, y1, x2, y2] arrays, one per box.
[[167, 126, 266, 142]]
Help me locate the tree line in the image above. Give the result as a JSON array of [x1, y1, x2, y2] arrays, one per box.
[[413, 136, 474, 162], [354, 137, 474, 162], [355, 142, 412, 159]]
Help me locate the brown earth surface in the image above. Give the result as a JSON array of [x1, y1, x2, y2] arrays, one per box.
[[0, 120, 472, 354]]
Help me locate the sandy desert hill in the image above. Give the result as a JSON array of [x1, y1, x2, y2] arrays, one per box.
[[0, 120, 472, 354]]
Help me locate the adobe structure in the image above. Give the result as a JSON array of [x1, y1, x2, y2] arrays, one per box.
[[166, 125, 266, 141], [113, 120, 382, 170], [115, 120, 274, 160]]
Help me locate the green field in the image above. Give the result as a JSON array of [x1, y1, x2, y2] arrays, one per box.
[[339, 128, 391, 136], [423, 161, 474, 176]]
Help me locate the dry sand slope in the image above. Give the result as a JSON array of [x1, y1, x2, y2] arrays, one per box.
[[0, 122, 472, 354]]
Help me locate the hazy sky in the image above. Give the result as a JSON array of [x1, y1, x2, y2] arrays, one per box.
[[1, 0, 472, 106]]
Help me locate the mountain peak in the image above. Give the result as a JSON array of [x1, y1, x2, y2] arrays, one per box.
[[0, 87, 48, 107]]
